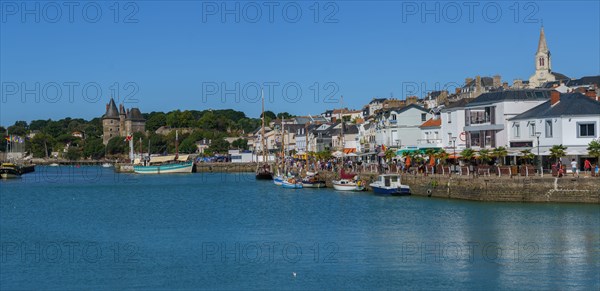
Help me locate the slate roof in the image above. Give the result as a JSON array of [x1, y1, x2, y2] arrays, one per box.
[[103, 98, 119, 119], [466, 89, 551, 107], [551, 72, 570, 81], [567, 75, 600, 87], [442, 98, 471, 111], [464, 77, 495, 88], [509, 93, 600, 120], [126, 108, 145, 121], [370, 98, 387, 104]]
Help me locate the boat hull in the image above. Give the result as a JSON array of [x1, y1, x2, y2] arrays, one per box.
[[302, 181, 326, 188], [0, 168, 21, 179], [256, 172, 273, 180], [332, 180, 364, 191], [282, 181, 303, 189], [273, 175, 284, 185], [133, 161, 193, 174], [371, 185, 411, 196]]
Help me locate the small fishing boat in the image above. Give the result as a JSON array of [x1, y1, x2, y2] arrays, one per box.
[[273, 174, 284, 186], [301, 172, 326, 188], [370, 174, 411, 195], [332, 168, 364, 191], [282, 177, 303, 189], [49, 163, 59, 167], [133, 159, 193, 174], [256, 164, 274, 180], [0, 163, 21, 179], [101, 163, 112, 168], [332, 179, 364, 191]]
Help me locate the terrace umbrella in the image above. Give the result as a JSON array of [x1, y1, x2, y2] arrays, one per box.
[[405, 156, 411, 167]]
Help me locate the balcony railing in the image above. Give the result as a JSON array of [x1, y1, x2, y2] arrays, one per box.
[[417, 139, 442, 145]]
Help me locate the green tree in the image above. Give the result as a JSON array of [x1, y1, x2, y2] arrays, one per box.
[[197, 111, 216, 130], [519, 149, 535, 165], [207, 138, 230, 154], [65, 146, 82, 161], [492, 146, 508, 165], [145, 112, 166, 132], [83, 138, 105, 160], [384, 148, 396, 161], [434, 149, 449, 165], [549, 144, 567, 163], [28, 133, 55, 158], [179, 137, 198, 154], [460, 148, 475, 163], [29, 119, 50, 131], [106, 136, 126, 155], [261, 111, 276, 120], [165, 110, 181, 128], [477, 149, 492, 164], [277, 112, 295, 119], [7, 124, 26, 136], [179, 110, 196, 128], [587, 139, 600, 160], [231, 138, 249, 150]]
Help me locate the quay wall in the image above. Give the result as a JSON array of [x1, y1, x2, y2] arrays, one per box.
[[112, 162, 599, 203], [319, 171, 600, 204]]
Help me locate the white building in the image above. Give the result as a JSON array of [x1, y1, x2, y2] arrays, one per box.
[[375, 104, 431, 149], [418, 116, 442, 149], [508, 91, 600, 168], [440, 99, 470, 151], [462, 89, 550, 149]]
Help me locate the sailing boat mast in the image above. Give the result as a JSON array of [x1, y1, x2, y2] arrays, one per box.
[[261, 89, 267, 164], [175, 130, 179, 159], [340, 95, 345, 155]]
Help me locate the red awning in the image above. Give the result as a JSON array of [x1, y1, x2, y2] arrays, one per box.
[[343, 148, 356, 154]]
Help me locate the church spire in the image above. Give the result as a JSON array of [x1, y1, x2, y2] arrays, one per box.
[[537, 26, 548, 53]]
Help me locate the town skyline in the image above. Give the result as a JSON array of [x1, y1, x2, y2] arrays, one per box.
[[1, 1, 599, 126]]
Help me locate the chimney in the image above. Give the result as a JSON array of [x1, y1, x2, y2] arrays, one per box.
[[513, 79, 523, 89], [475, 75, 482, 92], [493, 75, 501, 88], [465, 78, 473, 86], [550, 90, 560, 106], [105, 104, 109, 111]]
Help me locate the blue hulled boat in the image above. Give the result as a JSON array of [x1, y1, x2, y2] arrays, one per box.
[[369, 174, 410, 195]]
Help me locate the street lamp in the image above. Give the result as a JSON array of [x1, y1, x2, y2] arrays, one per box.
[[535, 131, 541, 175], [451, 136, 457, 174]]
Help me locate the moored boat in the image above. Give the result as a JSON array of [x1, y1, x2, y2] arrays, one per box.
[[101, 163, 112, 168], [282, 177, 303, 189], [0, 163, 21, 179], [273, 174, 284, 185], [332, 178, 364, 191], [370, 174, 411, 195], [133, 159, 193, 174], [301, 172, 326, 188]]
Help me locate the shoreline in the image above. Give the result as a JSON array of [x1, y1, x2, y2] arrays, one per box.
[[23, 162, 600, 204]]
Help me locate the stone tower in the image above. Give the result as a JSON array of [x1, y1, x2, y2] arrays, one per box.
[[528, 26, 556, 88], [119, 103, 126, 137], [102, 98, 120, 145]]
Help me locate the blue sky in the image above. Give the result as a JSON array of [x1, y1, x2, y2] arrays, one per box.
[[1, 1, 599, 126]]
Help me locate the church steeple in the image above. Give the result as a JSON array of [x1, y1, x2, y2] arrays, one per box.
[[537, 26, 548, 53], [529, 26, 556, 88], [534, 26, 551, 72]]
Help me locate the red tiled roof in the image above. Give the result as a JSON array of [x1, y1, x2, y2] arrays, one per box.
[[420, 118, 441, 128]]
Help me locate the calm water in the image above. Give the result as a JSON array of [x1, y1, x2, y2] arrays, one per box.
[[1, 166, 598, 290]]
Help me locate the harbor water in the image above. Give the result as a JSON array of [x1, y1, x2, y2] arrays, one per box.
[[1, 166, 598, 289]]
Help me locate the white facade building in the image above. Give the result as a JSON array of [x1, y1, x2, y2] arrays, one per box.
[[375, 104, 431, 149]]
